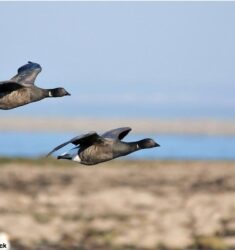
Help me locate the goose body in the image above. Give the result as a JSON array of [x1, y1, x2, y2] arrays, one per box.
[[47, 127, 160, 165], [0, 61, 70, 110]]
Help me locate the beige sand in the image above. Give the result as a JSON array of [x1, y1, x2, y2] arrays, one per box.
[[0, 159, 235, 249], [0, 116, 235, 135]]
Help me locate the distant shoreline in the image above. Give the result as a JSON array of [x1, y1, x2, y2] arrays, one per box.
[[0, 116, 234, 135]]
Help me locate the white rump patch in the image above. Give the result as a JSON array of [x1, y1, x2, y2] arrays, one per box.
[[68, 148, 81, 163], [59, 148, 81, 163], [72, 154, 81, 162]]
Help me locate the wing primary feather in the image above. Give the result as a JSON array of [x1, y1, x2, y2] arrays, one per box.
[[102, 127, 132, 140], [46, 140, 72, 157], [46, 132, 103, 157], [46, 133, 96, 156], [11, 62, 42, 85]]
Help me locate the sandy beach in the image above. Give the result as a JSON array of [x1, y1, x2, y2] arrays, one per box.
[[0, 159, 235, 250], [0, 116, 235, 135]]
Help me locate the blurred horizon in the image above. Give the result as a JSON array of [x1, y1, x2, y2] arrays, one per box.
[[0, 2, 234, 119], [1, 4, 235, 250]]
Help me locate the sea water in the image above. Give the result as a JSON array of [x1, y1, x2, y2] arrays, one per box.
[[0, 132, 234, 160]]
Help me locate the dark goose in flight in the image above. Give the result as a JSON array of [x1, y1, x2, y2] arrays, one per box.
[[0, 61, 70, 110], [47, 127, 160, 165]]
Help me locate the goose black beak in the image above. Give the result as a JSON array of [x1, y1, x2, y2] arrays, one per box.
[[155, 142, 160, 147], [66, 92, 71, 96]]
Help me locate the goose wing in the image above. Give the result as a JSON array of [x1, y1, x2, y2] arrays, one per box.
[[10, 61, 42, 86], [47, 132, 104, 156], [0, 81, 24, 92], [102, 127, 132, 140]]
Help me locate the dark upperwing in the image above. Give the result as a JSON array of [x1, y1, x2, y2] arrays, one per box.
[[102, 127, 132, 140], [0, 81, 24, 92], [10, 61, 42, 86], [46, 132, 104, 156]]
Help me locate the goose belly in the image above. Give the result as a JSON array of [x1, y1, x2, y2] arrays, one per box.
[[0, 89, 32, 109], [79, 145, 114, 165]]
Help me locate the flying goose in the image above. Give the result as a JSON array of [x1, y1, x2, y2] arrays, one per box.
[[47, 127, 160, 165], [0, 61, 70, 110]]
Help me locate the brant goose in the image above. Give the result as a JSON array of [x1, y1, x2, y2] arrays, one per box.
[[47, 127, 160, 165], [0, 61, 70, 110]]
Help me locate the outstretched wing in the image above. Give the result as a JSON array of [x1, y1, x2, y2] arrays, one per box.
[[47, 132, 104, 156], [102, 127, 132, 140], [10, 61, 42, 86], [0, 81, 23, 92]]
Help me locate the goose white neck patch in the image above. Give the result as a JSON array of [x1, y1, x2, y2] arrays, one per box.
[[48, 91, 52, 97]]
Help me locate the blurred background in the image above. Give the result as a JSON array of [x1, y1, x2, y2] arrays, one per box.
[[0, 1, 234, 160], [0, 2, 235, 250], [1, 2, 234, 118]]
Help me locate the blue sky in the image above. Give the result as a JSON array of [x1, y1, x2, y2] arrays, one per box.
[[0, 2, 234, 119]]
